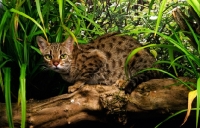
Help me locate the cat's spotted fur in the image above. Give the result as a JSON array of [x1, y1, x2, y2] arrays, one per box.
[[37, 33, 159, 93]]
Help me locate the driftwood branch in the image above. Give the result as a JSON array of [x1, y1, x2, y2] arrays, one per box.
[[0, 77, 196, 128]]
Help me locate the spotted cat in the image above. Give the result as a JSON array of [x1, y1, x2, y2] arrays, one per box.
[[37, 33, 159, 93]]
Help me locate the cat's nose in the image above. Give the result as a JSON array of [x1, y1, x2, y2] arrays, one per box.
[[53, 61, 59, 67]]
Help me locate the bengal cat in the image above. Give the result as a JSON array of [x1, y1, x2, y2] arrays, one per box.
[[37, 33, 159, 93]]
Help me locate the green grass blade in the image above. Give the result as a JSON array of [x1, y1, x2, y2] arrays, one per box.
[[74, 18, 81, 35], [125, 43, 158, 77], [19, 64, 27, 128], [62, 25, 78, 43], [0, 70, 3, 92], [148, 0, 156, 16], [168, 49, 178, 76], [0, 51, 12, 61], [30, 45, 41, 55], [56, 27, 63, 42], [155, 109, 189, 128], [125, 43, 179, 78], [156, 60, 194, 75], [3, 67, 14, 128], [35, 0, 46, 37], [154, 0, 168, 36], [23, 38, 29, 66], [10, 8, 47, 39], [57, 0, 64, 24], [183, 17, 200, 53], [0, 10, 11, 41], [17, 20, 29, 64], [35, 0, 44, 26], [135, 68, 193, 90], [187, 55, 199, 79], [0, 60, 12, 69], [187, 0, 200, 17]]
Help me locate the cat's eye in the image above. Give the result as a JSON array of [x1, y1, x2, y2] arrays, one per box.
[[60, 54, 67, 59], [44, 54, 52, 60]]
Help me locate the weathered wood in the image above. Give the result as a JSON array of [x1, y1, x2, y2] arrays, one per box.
[[0, 77, 195, 128]]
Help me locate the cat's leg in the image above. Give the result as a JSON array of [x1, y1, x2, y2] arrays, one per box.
[[114, 79, 128, 89], [68, 50, 107, 93], [68, 81, 85, 93]]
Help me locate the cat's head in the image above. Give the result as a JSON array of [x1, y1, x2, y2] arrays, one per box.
[[36, 36, 74, 73]]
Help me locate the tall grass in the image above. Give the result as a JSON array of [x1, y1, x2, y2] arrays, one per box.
[[3, 67, 14, 128], [0, 0, 102, 127], [151, 0, 200, 127], [0, 0, 199, 127]]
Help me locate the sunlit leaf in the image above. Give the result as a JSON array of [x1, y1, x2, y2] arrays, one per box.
[[181, 90, 197, 126], [150, 49, 157, 58]]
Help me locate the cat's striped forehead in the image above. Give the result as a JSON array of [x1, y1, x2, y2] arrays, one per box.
[[49, 43, 62, 50], [43, 43, 68, 54]]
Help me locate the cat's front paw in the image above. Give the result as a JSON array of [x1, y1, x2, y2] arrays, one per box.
[[114, 79, 127, 89], [68, 81, 84, 93], [68, 85, 79, 93]]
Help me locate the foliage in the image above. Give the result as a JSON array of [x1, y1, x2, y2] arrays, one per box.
[[0, 0, 103, 127], [153, 0, 200, 127], [3, 68, 14, 128], [187, 0, 200, 17], [0, 0, 200, 127]]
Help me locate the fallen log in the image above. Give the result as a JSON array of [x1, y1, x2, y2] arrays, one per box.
[[0, 77, 196, 128]]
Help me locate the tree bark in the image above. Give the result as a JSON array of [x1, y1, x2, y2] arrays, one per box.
[[0, 77, 196, 128]]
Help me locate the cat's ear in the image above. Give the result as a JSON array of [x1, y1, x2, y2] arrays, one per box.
[[62, 36, 74, 53], [36, 36, 49, 53]]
